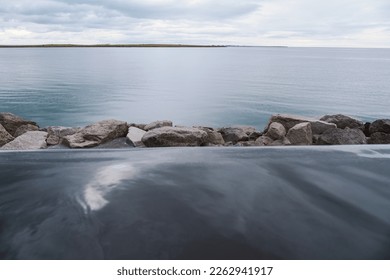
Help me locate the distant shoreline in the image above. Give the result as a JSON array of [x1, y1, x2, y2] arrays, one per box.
[[0, 44, 287, 48], [0, 44, 226, 48]]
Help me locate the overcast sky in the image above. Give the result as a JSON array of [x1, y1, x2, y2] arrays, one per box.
[[1, 0, 389, 47]]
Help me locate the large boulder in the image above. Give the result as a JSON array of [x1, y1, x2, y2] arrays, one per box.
[[320, 114, 363, 129], [62, 120, 128, 148], [144, 120, 173, 131], [126, 127, 146, 147], [368, 132, 390, 144], [0, 112, 37, 136], [265, 122, 286, 140], [268, 114, 336, 135], [286, 122, 312, 145], [0, 124, 14, 147], [369, 119, 390, 135], [218, 127, 249, 144], [1, 131, 48, 150], [196, 127, 225, 145], [316, 128, 366, 145], [46, 126, 81, 146], [142, 127, 207, 147], [14, 124, 40, 137]]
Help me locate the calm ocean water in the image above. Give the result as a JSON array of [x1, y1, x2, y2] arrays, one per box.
[[0, 47, 389, 129]]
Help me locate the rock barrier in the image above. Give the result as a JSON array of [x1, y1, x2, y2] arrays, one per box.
[[1, 112, 389, 150]]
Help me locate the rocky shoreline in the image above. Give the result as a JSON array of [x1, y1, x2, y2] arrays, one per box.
[[1, 112, 389, 150]]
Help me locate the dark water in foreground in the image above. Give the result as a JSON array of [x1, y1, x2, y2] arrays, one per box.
[[0, 146, 389, 260], [1, 47, 390, 129]]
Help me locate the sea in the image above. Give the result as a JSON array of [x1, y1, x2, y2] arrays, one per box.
[[0, 47, 389, 129], [0, 47, 390, 260]]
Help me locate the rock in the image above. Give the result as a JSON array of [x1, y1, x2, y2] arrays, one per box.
[[249, 131, 262, 140], [218, 127, 249, 144], [369, 119, 390, 135], [268, 114, 336, 135], [0, 112, 37, 136], [265, 122, 286, 140], [368, 132, 390, 144], [235, 141, 257, 147], [316, 128, 367, 145], [254, 136, 273, 146], [286, 122, 312, 145], [232, 126, 257, 135], [144, 120, 172, 131], [46, 126, 81, 146], [13, 124, 40, 137], [126, 127, 146, 147], [270, 137, 291, 146], [0, 124, 14, 147], [320, 114, 363, 129], [363, 122, 371, 137], [63, 120, 128, 148], [93, 137, 133, 149], [1, 131, 48, 150], [196, 127, 225, 145], [142, 127, 208, 147], [128, 123, 147, 130]]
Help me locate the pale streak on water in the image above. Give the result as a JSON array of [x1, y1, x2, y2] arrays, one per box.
[[0, 47, 390, 129]]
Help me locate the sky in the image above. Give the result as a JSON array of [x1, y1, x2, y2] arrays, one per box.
[[0, 0, 389, 47]]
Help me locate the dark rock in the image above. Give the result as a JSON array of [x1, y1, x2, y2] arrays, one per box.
[[144, 120, 173, 131], [235, 141, 256, 147], [0, 112, 37, 136], [363, 122, 371, 137], [368, 132, 390, 144], [249, 131, 262, 140], [218, 127, 249, 144], [63, 120, 128, 148], [0, 124, 14, 147], [142, 127, 208, 147], [320, 114, 363, 129], [369, 119, 390, 135], [316, 128, 366, 145], [14, 124, 40, 137]]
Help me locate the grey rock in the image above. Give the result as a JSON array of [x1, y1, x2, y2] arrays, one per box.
[[265, 122, 286, 140], [63, 120, 128, 148], [368, 132, 390, 144], [320, 114, 363, 129], [128, 123, 147, 130], [142, 126, 208, 147], [14, 124, 39, 137], [0, 112, 37, 136], [144, 120, 173, 131], [126, 127, 146, 147], [196, 127, 225, 145], [249, 131, 262, 140], [286, 122, 313, 145], [46, 126, 81, 146], [0, 124, 14, 147], [93, 137, 133, 149], [317, 128, 367, 145], [235, 141, 256, 147], [270, 137, 291, 146], [269, 114, 336, 134], [369, 119, 390, 135], [1, 131, 48, 150], [218, 127, 249, 144], [254, 136, 273, 146], [232, 126, 257, 135]]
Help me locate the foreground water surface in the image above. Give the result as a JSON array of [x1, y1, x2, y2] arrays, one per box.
[[1, 146, 389, 259], [1, 47, 390, 129]]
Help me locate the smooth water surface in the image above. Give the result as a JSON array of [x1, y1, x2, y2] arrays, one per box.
[[1, 146, 390, 259], [1, 47, 390, 129]]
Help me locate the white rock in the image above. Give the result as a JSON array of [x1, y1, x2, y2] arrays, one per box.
[[126, 127, 146, 147], [1, 131, 48, 150]]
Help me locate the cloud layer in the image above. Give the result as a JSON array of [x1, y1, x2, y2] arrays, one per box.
[[1, 0, 389, 47]]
